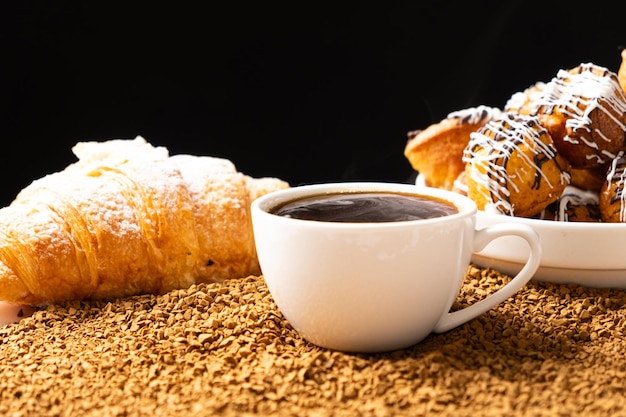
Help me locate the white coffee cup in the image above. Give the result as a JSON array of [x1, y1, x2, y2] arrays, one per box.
[[251, 182, 541, 353]]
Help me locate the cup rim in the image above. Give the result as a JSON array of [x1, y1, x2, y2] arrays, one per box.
[[251, 181, 477, 228]]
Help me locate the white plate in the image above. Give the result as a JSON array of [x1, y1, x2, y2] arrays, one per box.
[[473, 212, 626, 288], [415, 175, 626, 288]]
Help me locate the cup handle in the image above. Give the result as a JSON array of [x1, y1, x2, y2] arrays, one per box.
[[432, 223, 541, 333]]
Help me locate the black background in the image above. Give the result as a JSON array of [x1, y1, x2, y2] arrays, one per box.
[[2, 1, 625, 207]]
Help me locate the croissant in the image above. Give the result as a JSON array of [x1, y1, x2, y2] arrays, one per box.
[[0, 137, 289, 305]]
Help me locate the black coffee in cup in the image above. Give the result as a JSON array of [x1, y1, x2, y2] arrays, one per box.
[[270, 191, 458, 223]]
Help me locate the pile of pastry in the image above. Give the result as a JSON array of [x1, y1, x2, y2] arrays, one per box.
[[404, 50, 626, 222]]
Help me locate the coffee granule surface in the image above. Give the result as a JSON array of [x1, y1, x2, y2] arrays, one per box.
[[2, 266, 626, 416]]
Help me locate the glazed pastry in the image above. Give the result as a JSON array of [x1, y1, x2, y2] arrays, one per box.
[[451, 171, 468, 196], [541, 186, 600, 222], [504, 82, 546, 115], [404, 105, 501, 190], [515, 63, 626, 169], [599, 154, 626, 222], [463, 113, 571, 217], [0, 137, 289, 305], [569, 165, 606, 192]]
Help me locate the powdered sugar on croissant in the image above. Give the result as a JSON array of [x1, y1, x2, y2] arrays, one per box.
[[0, 136, 289, 305]]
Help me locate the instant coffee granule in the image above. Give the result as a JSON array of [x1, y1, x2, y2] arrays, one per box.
[[2, 266, 626, 416]]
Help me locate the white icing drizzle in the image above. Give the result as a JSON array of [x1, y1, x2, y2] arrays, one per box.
[[447, 105, 502, 125], [504, 82, 546, 113], [605, 153, 626, 222], [463, 113, 570, 215], [453, 176, 468, 195], [545, 185, 599, 222], [532, 63, 626, 163]]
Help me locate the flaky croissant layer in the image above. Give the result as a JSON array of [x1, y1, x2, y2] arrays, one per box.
[[0, 137, 289, 305]]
